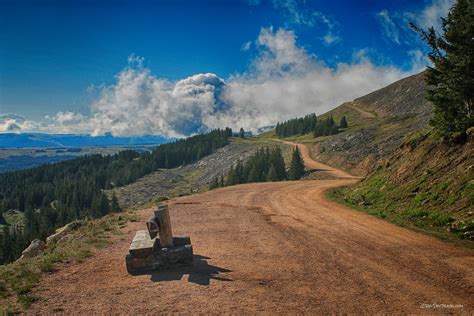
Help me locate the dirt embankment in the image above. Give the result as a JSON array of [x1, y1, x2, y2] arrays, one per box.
[[29, 144, 474, 314]]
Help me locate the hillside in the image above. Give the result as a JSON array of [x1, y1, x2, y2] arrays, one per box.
[[264, 70, 473, 242], [329, 131, 474, 242], [291, 72, 433, 176]]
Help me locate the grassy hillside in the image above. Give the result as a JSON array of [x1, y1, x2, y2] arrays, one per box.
[[328, 130, 473, 245], [267, 72, 433, 176]]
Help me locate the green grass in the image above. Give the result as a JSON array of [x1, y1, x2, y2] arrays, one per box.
[[0, 211, 138, 313], [3, 210, 25, 227], [327, 166, 473, 247]]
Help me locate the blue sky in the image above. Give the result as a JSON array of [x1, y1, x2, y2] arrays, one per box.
[[0, 0, 453, 136]]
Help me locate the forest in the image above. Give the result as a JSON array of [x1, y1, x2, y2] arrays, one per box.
[[209, 145, 305, 189], [275, 113, 348, 138], [0, 128, 232, 264]]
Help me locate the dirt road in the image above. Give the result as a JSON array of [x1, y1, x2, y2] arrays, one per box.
[[30, 144, 474, 314], [282, 140, 358, 179]]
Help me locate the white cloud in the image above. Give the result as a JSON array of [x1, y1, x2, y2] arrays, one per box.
[[53, 111, 85, 125], [241, 41, 252, 51], [88, 62, 226, 137], [3, 27, 424, 137], [376, 10, 400, 45], [323, 33, 339, 45], [212, 28, 414, 131], [417, 0, 454, 31], [377, 0, 454, 46], [0, 114, 38, 133], [267, 0, 341, 45]]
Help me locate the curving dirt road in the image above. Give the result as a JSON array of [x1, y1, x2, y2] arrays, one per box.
[[29, 144, 474, 314], [282, 140, 358, 179]]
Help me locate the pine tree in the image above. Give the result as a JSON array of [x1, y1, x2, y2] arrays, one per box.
[[110, 192, 121, 212], [239, 127, 245, 138], [267, 164, 278, 181], [288, 147, 305, 180], [209, 176, 219, 190], [226, 165, 236, 186], [0, 212, 6, 225], [411, 0, 474, 137], [339, 116, 348, 128]]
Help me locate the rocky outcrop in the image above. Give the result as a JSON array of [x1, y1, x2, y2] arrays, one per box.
[[20, 239, 46, 259], [46, 221, 82, 244]]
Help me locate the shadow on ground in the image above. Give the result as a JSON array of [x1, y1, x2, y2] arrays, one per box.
[[147, 255, 233, 286]]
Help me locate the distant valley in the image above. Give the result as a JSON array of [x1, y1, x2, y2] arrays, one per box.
[[0, 133, 169, 173]]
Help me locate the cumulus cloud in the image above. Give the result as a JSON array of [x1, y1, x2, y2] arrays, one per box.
[[88, 62, 226, 137], [0, 114, 37, 133], [212, 28, 414, 131], [2, 27, 426, 137]]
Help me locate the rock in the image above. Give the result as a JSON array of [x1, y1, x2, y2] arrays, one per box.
[[46, 221, 81, 244], [464, 231, 474, 241], [20, 239, 46, 259]]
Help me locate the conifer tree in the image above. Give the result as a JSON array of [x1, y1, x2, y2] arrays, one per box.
[[339, 116, 348, 128], [267, 164, 278, 181], [239, 127, 245, 138], [411, 0, 474, 136], [110, 192, 121, 212], [209, 176, 219, 190], [288, 147, 305, 180]]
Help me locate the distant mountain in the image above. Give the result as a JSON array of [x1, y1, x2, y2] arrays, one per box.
[[0, 133, 169, 148]]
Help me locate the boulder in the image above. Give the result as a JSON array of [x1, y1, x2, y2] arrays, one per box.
[[20, 239, 46, 259], [46, 224, 70, 244], [46, 221, 82, 244]]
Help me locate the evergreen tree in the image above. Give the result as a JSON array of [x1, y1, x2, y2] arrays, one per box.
[[220, 174, 225, 187], [411, 0, 474, 136], [267, 164, 278, 181], [0, 212, 6, 225], [339, 116, 348, 128], [288, 147, 305, 180], [110, 192, 121, 212], [226, 165, 237, 186], [209, 176, 219, 190]]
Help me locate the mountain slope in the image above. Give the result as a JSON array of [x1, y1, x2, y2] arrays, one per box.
[[294, 72, 433, 175]]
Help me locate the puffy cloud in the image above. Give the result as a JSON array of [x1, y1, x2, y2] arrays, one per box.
[[53, 111, 85, 125], [206, 28, 416, 132], [4, 27, 424, 137], [0, 114, 37, 133], [88, 63, 226, 137]]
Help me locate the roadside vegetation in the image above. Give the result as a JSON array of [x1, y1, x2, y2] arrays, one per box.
[[328, 130, 474, 245], [0, 211, 138, 313], [326, 0, 473, 244]]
